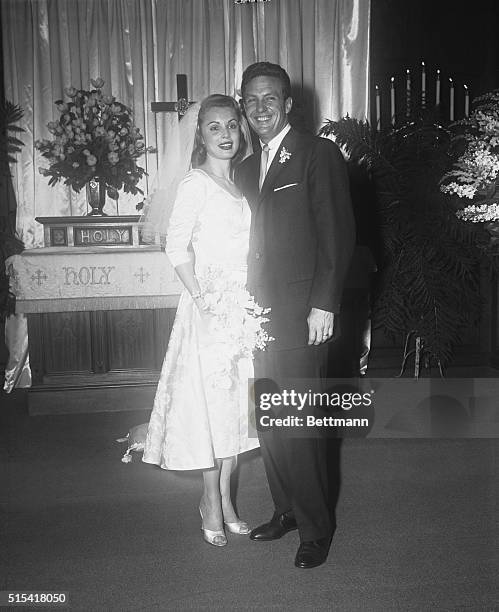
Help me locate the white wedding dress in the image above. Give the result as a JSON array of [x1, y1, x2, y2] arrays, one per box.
[[142, 169, 259, 470]]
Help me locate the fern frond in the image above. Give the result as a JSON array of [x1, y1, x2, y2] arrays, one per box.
[[327, 113, 490, 367], [0, 99, 26, 178]]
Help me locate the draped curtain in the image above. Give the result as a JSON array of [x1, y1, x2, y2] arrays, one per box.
[[2, 0, 370, 248]]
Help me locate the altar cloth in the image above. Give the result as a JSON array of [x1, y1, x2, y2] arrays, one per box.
[[6, 247, 182, 313]]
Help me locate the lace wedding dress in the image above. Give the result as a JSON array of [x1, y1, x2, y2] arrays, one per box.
[[142, 169, 259, 470]]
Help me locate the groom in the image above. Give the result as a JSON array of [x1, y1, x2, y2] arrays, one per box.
[[235, 62, 355, 568]]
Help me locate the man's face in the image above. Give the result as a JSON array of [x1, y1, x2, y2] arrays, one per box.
[[243, 75, 292, 143]]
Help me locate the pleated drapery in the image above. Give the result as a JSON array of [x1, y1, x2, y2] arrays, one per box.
[[2, 0, 370, 247]]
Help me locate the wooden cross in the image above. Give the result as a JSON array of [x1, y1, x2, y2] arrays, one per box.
[[151, 74, 196, 118]]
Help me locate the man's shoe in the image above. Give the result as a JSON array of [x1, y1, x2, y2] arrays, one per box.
[[294, 537, 331, 569], [249, 511, 297, 541]]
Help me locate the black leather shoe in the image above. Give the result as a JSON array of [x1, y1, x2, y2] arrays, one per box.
[[249, 511, 298, 541], [294, 537, 331, 569]]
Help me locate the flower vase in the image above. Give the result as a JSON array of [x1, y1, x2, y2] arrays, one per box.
[[86, 179, 107, 216]]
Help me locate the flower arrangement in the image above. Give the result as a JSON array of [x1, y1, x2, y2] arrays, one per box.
[[35, 77, 155, 200], [279, 146, 292, 164], [440, 90, 499, 223], [197, 266, 274, 389]]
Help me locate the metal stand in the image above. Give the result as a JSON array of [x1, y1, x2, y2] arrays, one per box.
[[397, 330, 444, 378]]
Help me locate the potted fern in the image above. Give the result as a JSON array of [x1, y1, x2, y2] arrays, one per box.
[[0, 99, 25, 323], [319, 110, 498, 372]]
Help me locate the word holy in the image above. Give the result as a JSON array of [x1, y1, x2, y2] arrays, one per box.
[[63, 266, 115, 286], [75, 227, 131, 245]]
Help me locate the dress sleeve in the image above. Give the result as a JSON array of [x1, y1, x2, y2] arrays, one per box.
[[165, 171, 205, 267]]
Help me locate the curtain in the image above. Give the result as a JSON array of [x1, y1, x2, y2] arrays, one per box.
[[2, 0, 370, 248]]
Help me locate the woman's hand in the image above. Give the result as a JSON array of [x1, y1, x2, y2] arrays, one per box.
[[193, 294, 209, 313], [194, 295, 216, 342]]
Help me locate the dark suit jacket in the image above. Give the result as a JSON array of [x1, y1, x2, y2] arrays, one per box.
[[235, 127, 355, 351]]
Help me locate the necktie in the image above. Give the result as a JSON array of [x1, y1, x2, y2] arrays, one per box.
[[259, 144, 269, 191]]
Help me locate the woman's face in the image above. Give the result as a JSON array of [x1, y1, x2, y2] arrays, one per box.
[[199, 106, 241, 161]]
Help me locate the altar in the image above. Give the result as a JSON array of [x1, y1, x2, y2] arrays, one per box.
[[7, 216, 182, 415]]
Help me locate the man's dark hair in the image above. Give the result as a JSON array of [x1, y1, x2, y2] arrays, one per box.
[[241, 62, 291, 100]]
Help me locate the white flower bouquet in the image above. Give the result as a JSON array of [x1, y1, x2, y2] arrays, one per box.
[[440, 90, 499, 223], [35, 77, 155, 200], [197, 266, 273, 389]]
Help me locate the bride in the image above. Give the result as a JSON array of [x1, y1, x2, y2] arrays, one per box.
[[141, 95, 260, 547]]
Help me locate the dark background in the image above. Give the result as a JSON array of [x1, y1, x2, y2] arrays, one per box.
[[371, 0, 498, 93], [370, 0, 499, 125]]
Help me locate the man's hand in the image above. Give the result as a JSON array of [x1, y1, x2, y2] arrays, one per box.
[[307, 308, 335, 345]]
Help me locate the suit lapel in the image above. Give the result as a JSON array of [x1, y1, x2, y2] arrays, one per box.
[[240, 153, 261, 211], [259, 128, 298, 203]]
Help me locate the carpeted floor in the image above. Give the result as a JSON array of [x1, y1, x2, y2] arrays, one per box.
[[1, 388, 498, 612]]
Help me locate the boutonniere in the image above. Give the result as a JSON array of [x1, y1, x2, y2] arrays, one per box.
[[279, 147, 292, 164]]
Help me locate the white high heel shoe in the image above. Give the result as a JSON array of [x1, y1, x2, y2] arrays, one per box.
[[199, 508, 227, 547], [224, 520, 251, 535]]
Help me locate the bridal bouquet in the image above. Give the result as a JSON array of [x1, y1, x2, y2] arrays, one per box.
[[198, 266, 274, 389], [440, 90, 499, 225], [35, 77, 155, 199]]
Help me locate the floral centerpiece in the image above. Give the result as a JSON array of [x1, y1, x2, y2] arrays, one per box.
[[440, 90, 499, 239], [198, 266, 274, 390], [35, 77, 155, 215]]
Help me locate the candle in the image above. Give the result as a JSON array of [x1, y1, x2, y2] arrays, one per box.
[[436, 69, 441, 106], [464, 84, 469, 117], [406, 69, 411, 117], [421, 61, 426, 106], [449, 78, 454, 121], [375, 84, 381, 130], [390, 77, 395, 126]]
